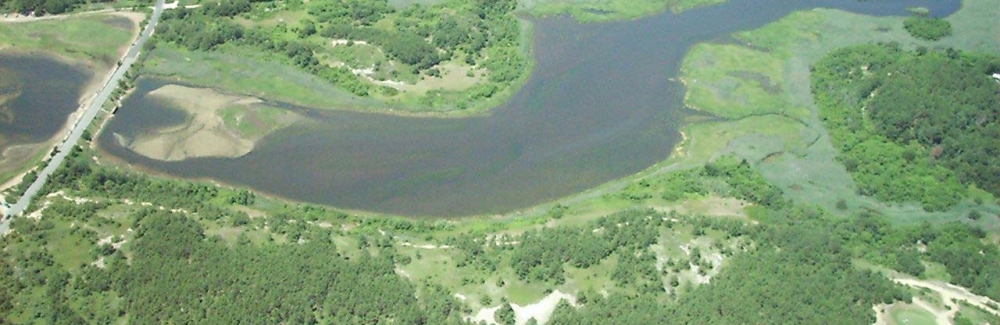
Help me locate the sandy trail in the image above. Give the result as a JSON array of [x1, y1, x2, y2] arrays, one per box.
[[873, 274, 1000, 325], [892, 277, 1000, 317]]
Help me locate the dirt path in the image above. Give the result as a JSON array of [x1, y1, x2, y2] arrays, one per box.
[[911, 297, 953, 325], [873, 274, 1000, 324], [892, 277, 1000, 317]]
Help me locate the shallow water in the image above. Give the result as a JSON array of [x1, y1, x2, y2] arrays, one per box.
[[99, 0, 960, 216], [0, 55, 90, 157]]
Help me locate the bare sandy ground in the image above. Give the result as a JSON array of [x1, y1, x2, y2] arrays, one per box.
[[329, 39, 482, 93], [122, 85, 259, 161], [468, 290, 578, 325], [872, 273, 1000, 325]]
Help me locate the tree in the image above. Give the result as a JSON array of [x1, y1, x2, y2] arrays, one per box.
[[495, 302, 515, 325]]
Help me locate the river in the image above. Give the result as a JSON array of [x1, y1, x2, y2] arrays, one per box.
[[98, 0, 959, 216]]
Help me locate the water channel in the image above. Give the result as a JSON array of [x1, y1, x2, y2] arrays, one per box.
[[97, 0, 959, 216]]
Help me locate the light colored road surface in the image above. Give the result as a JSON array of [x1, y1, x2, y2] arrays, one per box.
[[1, 0, 165, 234]]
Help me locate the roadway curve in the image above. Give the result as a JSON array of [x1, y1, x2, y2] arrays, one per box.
[[1, 0, 165, 234]]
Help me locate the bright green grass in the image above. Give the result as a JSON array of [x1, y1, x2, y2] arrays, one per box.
[[218, 103, 295, 140], [0, 13, 133, 65], [46, 224, 94, 273], [890, 304, 937, 325], [682, 43, 807, 120], [956, 301, 1000, 325], [142, 44, 383, 111]]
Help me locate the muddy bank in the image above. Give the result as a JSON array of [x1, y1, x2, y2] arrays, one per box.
[[115, 85, 299, 162]]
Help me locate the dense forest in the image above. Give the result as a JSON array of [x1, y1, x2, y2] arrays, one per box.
[[812, 43, 1000, 211]]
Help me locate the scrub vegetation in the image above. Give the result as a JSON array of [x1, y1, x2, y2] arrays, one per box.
[[677, 0, 1000, 222], [903, 15, 952, 41], [144, 0, 529, 114], [3, 145, 998, 324], [2, 0, 1000, 323], [812, 44, 1000, 211]]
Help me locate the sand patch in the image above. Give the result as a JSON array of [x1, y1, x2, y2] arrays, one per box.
[[468, 290, 577, 325], [119, 85, 296, 162]]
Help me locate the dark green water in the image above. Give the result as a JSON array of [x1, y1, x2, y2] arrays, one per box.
[[0, 54, 91, 157], [100, 0, 960, 216]]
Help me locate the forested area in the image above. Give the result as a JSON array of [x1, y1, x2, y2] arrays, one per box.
[[0, 209, 468, 323], [151, 0, 527, 103], [548, 218, 908, 324], [2, 145, 999, 323], [812, 43, 1000, 211]]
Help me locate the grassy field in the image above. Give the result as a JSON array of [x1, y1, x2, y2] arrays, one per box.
[[0, 12, 134, 66], [142, 44, 386, 111], [675, 0, 1000, 228], [888, 304, 937, 325], [217, 103, 299, 141]]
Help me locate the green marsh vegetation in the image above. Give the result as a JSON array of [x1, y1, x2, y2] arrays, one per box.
[[0, 12, 134, 66], [677, 0, 1000, 222], [812, 43, 1000, 212], [144, 0, 530, 114], [2, 0, 1000, 323], [903, 15, 953, 41]]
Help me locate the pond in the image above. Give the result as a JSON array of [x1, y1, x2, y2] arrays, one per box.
[[0, 54, 91, 175]]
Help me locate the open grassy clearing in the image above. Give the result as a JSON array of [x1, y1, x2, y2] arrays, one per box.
[[0, 12, 134, 65], [957, 301, 1000, 325], [142, 44, 385, 110], [888, 304, 937, 325]]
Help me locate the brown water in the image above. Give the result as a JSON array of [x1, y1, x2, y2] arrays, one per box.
[[99, 0, 960, 216]]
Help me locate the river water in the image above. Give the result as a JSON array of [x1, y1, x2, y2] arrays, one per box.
[[0, 55, 90, 164], [98, 0, 959, 216]]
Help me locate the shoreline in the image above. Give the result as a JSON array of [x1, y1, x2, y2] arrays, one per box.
[[0, 10, 141, 190]]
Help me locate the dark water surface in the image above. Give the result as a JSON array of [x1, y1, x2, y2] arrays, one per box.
[[99, 0, 959, 216], [0, 55, 91, 155]]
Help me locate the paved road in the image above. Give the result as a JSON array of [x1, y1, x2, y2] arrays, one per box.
[[1, 0, 165, 234]]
